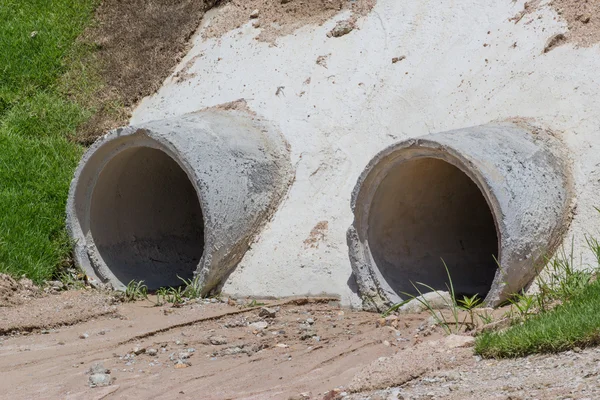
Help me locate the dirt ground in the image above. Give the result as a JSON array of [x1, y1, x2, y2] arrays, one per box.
[[2, 286, 600, 400], [512, 0, 600, 49], [74, 0, 221, 144]]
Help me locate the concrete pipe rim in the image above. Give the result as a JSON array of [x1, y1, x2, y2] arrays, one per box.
[[351, 140, 505, 306], [67, 130, 208, 291]]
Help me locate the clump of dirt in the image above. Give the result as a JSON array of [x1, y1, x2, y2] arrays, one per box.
[[202, 0, 376, 43], [0, 274, 40, 307], [511, 0, 600, 50], [75, 0, 221, 144]]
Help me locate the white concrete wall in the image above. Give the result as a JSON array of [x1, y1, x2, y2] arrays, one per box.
[[132, 0, 600, 306]]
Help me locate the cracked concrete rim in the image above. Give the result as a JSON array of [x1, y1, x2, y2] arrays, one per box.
[[67, 109, 292, 292], [348, 122, 573, 311]]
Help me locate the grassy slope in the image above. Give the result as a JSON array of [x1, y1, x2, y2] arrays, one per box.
[[476, 279, 600, 358], [0, 0, 96, 281]]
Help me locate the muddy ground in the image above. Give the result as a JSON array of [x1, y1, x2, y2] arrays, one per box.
[[2, 285, 600, 400]]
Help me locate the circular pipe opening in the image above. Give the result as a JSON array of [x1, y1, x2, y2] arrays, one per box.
[[89, 146, 204, 289], [368, 157, 498, 299]]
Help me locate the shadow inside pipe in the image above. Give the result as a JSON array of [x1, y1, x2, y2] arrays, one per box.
[[89, 146, 204, 289], [368, 157, 498, 299]]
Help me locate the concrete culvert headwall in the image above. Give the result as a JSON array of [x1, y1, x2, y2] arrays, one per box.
[[67, 108, 292, 292], [348, 122, 573, 311]]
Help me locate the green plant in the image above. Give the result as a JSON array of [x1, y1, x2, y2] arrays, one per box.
[[165, 286, 185, 306], [400, 259, 468, 334], [244, 299, 266, 308], [476, 277, 600, 358], [458, 294, 482, 328], [178, 275, 203, 299], [478, 310, 494, 325], [508, 292, 536, 320], [124, 280, 148, 302]]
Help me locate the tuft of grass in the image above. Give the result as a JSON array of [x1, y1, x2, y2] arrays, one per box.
[[124, 280, 148, 302], [476, 278, 600, 358], [0, 0, 99, 282], [477, 233, 600, 358]]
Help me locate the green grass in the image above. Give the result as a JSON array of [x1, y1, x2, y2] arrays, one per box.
[[476, 279, 600, 358], [0, 0, 98, 282]]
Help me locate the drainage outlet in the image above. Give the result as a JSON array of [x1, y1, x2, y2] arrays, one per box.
[[67, 109, 292, 293], [347, 122, 572, 311]]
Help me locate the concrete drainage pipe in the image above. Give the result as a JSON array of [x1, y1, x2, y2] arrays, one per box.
[[348, 122, 573, 311], [67, 109, 292, 293]]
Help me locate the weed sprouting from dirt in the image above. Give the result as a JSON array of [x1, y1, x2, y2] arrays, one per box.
[[124, 280, 148, 302]]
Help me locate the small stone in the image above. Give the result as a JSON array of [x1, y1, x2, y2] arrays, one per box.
[[327, 19, 355, 38], [147, 348, 158, 357], [398, 291, 452, 314], [209, 335, 228, 345], [383, 340, 390, 346], [444, 334, 475, 349], [276, 343, 289, 348], [88, 363, 109, 375], [306, 318, 315, 325], [41, 329, 50, 334], [392, 55, 406, 63], [259, 307, 277, 318], [174, 360, 190, 369], [133, 346, 145, 355], [79, 333, 89, 339], [312, 336, 321, 342], [250, 321, 269, 330], [252, 20, 261, 29], [89, 373, 111, 388], [250, 9, 259, 19]]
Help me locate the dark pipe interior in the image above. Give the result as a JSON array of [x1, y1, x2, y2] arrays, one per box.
[[90, 147, 204, 289], [367, 157, 498, 298]]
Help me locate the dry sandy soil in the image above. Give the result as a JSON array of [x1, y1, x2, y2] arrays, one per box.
[[2, 282, 600, 400]]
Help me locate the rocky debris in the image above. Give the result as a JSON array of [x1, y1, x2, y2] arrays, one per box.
[[259, 307, 277, 318], [249, 9, 259, 19], [88, 363, 113, 388], [79, 333, 89, 339], [397, 291, 452, 314], [327, 19, 355, 38], [0, 274, 40, 307], [146, 348, 158, 357], [132, 346, 145, 355], [376, 315, 399, 329], [305, 318, 315, 325], [316, 54, 331, 68], [249, 321, 268, 331], [224, 317, 248, 328], [209, 335, 228, 345], [392, 55, 406, 63], [443, 334, 475, 349]]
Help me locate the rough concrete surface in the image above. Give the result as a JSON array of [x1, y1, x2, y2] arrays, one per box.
[[349, 123, 572, 310], [67, 109, 292, 291], [129, 0, 600, 305]]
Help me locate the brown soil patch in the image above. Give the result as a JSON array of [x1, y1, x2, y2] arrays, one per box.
[[0, 289, 118, 334], [0, 295, 451, 399], [202, 0, 376, 43], [75, 0, 221, 144], [511, 0, 600, 50], [0, 274, 40, 307]]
